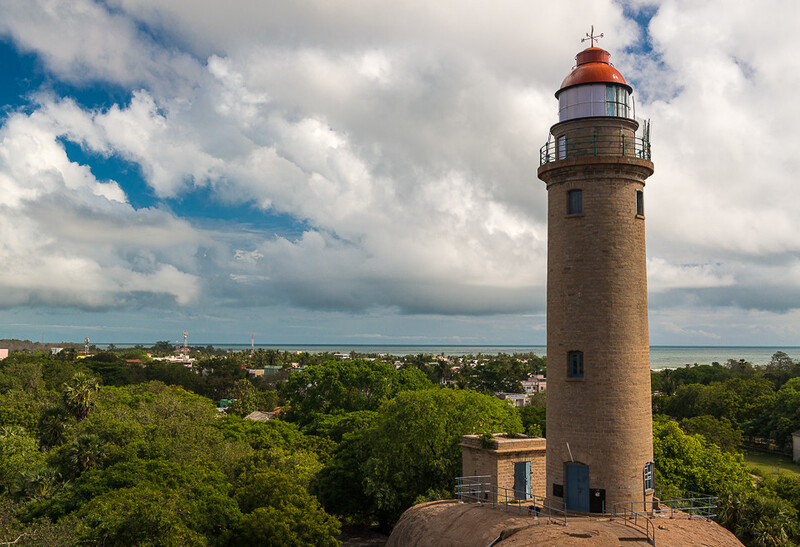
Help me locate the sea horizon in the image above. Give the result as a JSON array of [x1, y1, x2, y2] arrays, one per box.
[[90, 343, 800, 369]]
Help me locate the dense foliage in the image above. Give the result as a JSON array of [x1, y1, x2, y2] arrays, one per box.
[[652, 352, 800, 546], [6, 342, 800, 546], [0, 346, 541, 545], [0, 350, 340, 546], [316, 389, 521, 529]]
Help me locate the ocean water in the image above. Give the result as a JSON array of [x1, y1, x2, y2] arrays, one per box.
[[647, 346, 800, 370], [106, 343, 800, 370]]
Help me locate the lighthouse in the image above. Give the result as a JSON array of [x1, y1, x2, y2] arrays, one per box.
[[537, 32, 654, 513]]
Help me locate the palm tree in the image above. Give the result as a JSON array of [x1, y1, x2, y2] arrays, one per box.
[[37, 407, 69, 447], [66, 433, 106, 474], [15, 466, 64, 501], [62, 372, 100, 419]]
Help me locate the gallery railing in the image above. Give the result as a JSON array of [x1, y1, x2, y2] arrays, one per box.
[[539, 133, 651, 165]]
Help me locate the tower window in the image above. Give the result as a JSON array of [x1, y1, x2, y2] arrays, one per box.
[[567, 351, 584, 378], [643, 461, 655, 491], [568, 190, 582, 215], [636, 190, 644, 217]]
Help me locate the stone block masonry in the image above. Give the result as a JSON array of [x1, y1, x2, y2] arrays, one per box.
[[460, 434, 546, 499]]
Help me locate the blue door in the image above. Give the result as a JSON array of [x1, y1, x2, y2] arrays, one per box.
[[565, 463, 590, 512], [513, 461, 531, 500]]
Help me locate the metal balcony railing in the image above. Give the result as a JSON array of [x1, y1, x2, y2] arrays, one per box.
[[539, 133, 652, 166]]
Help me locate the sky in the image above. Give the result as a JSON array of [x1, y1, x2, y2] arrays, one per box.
[[1, 0, 799, 346]]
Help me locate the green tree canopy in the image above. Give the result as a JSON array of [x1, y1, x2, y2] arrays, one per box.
[[653, 418, 750, 495], [679, 415, 742, 453], [317, 388, 521, 528], [280, 359, 431, 424], [716, 485, 799, 547], [0, 427, 46, 493], [767, 377, 800, 450]]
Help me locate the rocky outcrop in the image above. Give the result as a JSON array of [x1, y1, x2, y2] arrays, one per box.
[[387, 500, 743, 547]]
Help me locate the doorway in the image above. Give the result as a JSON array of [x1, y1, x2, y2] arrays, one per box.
[[513, 461, 531, 500], [565, 463, 590, 512]]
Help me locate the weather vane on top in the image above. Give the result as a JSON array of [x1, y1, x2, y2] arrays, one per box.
[[582, 25, 604, 47]]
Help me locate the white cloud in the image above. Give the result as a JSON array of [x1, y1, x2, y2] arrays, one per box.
[[647, 258, 734, 292], [0, 105, 204, 309], [0, 0, 799, 343], [0, 0, 202, 93]]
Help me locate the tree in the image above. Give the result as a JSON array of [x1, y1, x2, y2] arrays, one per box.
[[0, 496, 79, 546], [0, 427, 46, 493], [716, 485, 798, 547], [653, 419, 750, 495], [767, 378, 800, 450], [317, 389, 521, 528], [232, 445, 341, 546], [302, 410, 379, 443], [768, 352, 795, 373], [63, 433, 107, 476], [62, 373, 100, 420], [280, 360, 431, 424], [192, 355, 250, 400], [725, 359, 756, 376], [679, 415, 742, 452], [151, 341, 175, 355], [519, 404, 546, 437], [455, 356, 531, 393], [234, 504, 340, 547], [225, 379, 278, 418], [75, 485, 210, 546], [14, 465, 64, 502]]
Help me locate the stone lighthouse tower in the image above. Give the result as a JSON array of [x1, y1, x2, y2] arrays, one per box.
[[537, 35, 654, 513]]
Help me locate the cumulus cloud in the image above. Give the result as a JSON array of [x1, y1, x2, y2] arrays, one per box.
[[0, 0, 799, 343], [0, 104, 204, 309], [0, 0, 202, 94]]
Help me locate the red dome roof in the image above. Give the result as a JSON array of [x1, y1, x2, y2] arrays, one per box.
[[556, 47, 631, 97]]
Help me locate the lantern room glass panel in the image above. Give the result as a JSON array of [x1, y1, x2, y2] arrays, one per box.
[[558, 84, 632, 122]]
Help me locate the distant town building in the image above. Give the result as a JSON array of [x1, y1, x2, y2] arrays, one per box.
[[0, 349, 7, 360], [495, 392, 530, 407], [245, 408, 282, 422], [521, 374, 546, 394]]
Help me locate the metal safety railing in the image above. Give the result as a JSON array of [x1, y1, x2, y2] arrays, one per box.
[[610, 504, 657, 545], [455, 476, 567, 526], [456, 477, 716, 547], [610, 486, 719, 546], [539, 133, 651, 166], [653, 485, 718, 519]]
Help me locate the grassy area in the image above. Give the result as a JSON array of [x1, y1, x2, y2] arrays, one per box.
[[743, 450, 800, 478]]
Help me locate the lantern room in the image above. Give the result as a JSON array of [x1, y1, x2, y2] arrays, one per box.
[[555, 47, 633, 122]]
